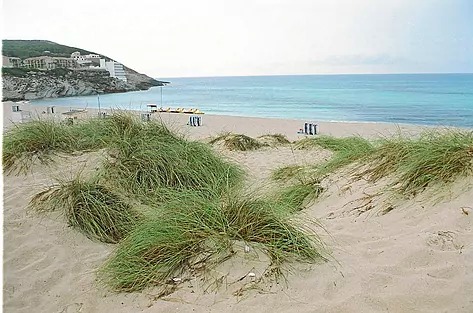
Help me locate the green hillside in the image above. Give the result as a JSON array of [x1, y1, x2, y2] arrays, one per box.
[[2, 40, 104, 59]]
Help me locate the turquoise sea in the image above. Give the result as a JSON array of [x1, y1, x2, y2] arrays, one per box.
[[31, 74, 473, 127]]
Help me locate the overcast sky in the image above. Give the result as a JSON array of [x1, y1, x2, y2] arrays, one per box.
[[2, 0, 473, 78]]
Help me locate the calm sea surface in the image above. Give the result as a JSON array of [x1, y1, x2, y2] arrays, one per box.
[[31, 74, 473, 127]]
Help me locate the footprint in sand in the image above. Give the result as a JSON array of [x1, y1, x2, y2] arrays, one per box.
[[60, 302, 83, 313], [426, 231, 461, 251]]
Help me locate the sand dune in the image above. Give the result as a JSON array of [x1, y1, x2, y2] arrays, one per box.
[[3, 104, 473, 312]]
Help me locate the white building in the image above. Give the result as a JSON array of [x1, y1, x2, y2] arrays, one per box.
[[2, 56, 22, 68], [22, 56, 76, 69], [71, 52, 101, 67], [99, 59, 127, 82], [71, 51, 100, 60], [84, 54, 100, 59]]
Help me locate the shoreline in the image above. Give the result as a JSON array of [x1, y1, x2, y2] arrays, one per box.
[[25, 98, 472, 130], [2, 101, 456, 140]]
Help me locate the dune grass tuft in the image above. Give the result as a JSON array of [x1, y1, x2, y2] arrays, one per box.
[[3, 120, 77, 174], [209, 133, 266, 151], [291, 131, 473, 196], [221, 195, 325, 263], [2, 115, 140, 175], [360, 130, 473, 195], [257, 134, 291, 146], [30, 177, 142, 243], [99, 217, 213, 292], [100, 124, 243, 197], [100, 191, 327, 292], [9, 113, 328, 295]]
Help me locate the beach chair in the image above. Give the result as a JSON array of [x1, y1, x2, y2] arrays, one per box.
[[188, 115, 202, 127], [298, 122, 318, 135], [308, 123, 317, 135]]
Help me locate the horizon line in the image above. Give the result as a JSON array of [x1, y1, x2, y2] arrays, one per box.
[[156, 72, 473, 79]]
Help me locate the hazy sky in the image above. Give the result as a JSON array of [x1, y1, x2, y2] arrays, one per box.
[[2, 0, 473, 77]]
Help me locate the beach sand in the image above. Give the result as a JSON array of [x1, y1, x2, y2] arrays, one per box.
[[3, 102, 473, 312]]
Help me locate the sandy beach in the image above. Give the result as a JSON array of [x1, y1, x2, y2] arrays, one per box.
[[2, 101, 426, 139], [3, 102, 473, 313]]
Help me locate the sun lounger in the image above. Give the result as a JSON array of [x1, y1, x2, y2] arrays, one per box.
[[188, 115, 202, 127], [297, 122, 318, 135]]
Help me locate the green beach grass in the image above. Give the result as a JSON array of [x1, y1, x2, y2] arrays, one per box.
[[209, 133, 266, 151], [8, 112, 471, 295], [294, 135, 375, 176], [7, 113, 328, 294], [277, 181, 324, 211], [2, 114, 130, 175], [290, 130, 473, 197], [2, 119, 88, 174], [360, 130, 473, 195], [29, 177, 142, 244], [257, 134, 291, 146], [100, 191, 327, 292]]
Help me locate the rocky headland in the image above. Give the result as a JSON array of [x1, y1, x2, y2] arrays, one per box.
[[2, 40, 167, 101], [2, 67, 165, 101]]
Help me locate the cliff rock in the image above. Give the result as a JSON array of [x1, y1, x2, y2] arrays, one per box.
[[2, 68, 165, 101]]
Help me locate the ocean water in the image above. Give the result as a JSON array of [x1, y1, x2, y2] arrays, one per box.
[[31, 74, 473, 127]]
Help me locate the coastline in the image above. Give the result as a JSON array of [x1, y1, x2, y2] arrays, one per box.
[[24, 73, 473, 128], [2, 101, 437, 140]]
